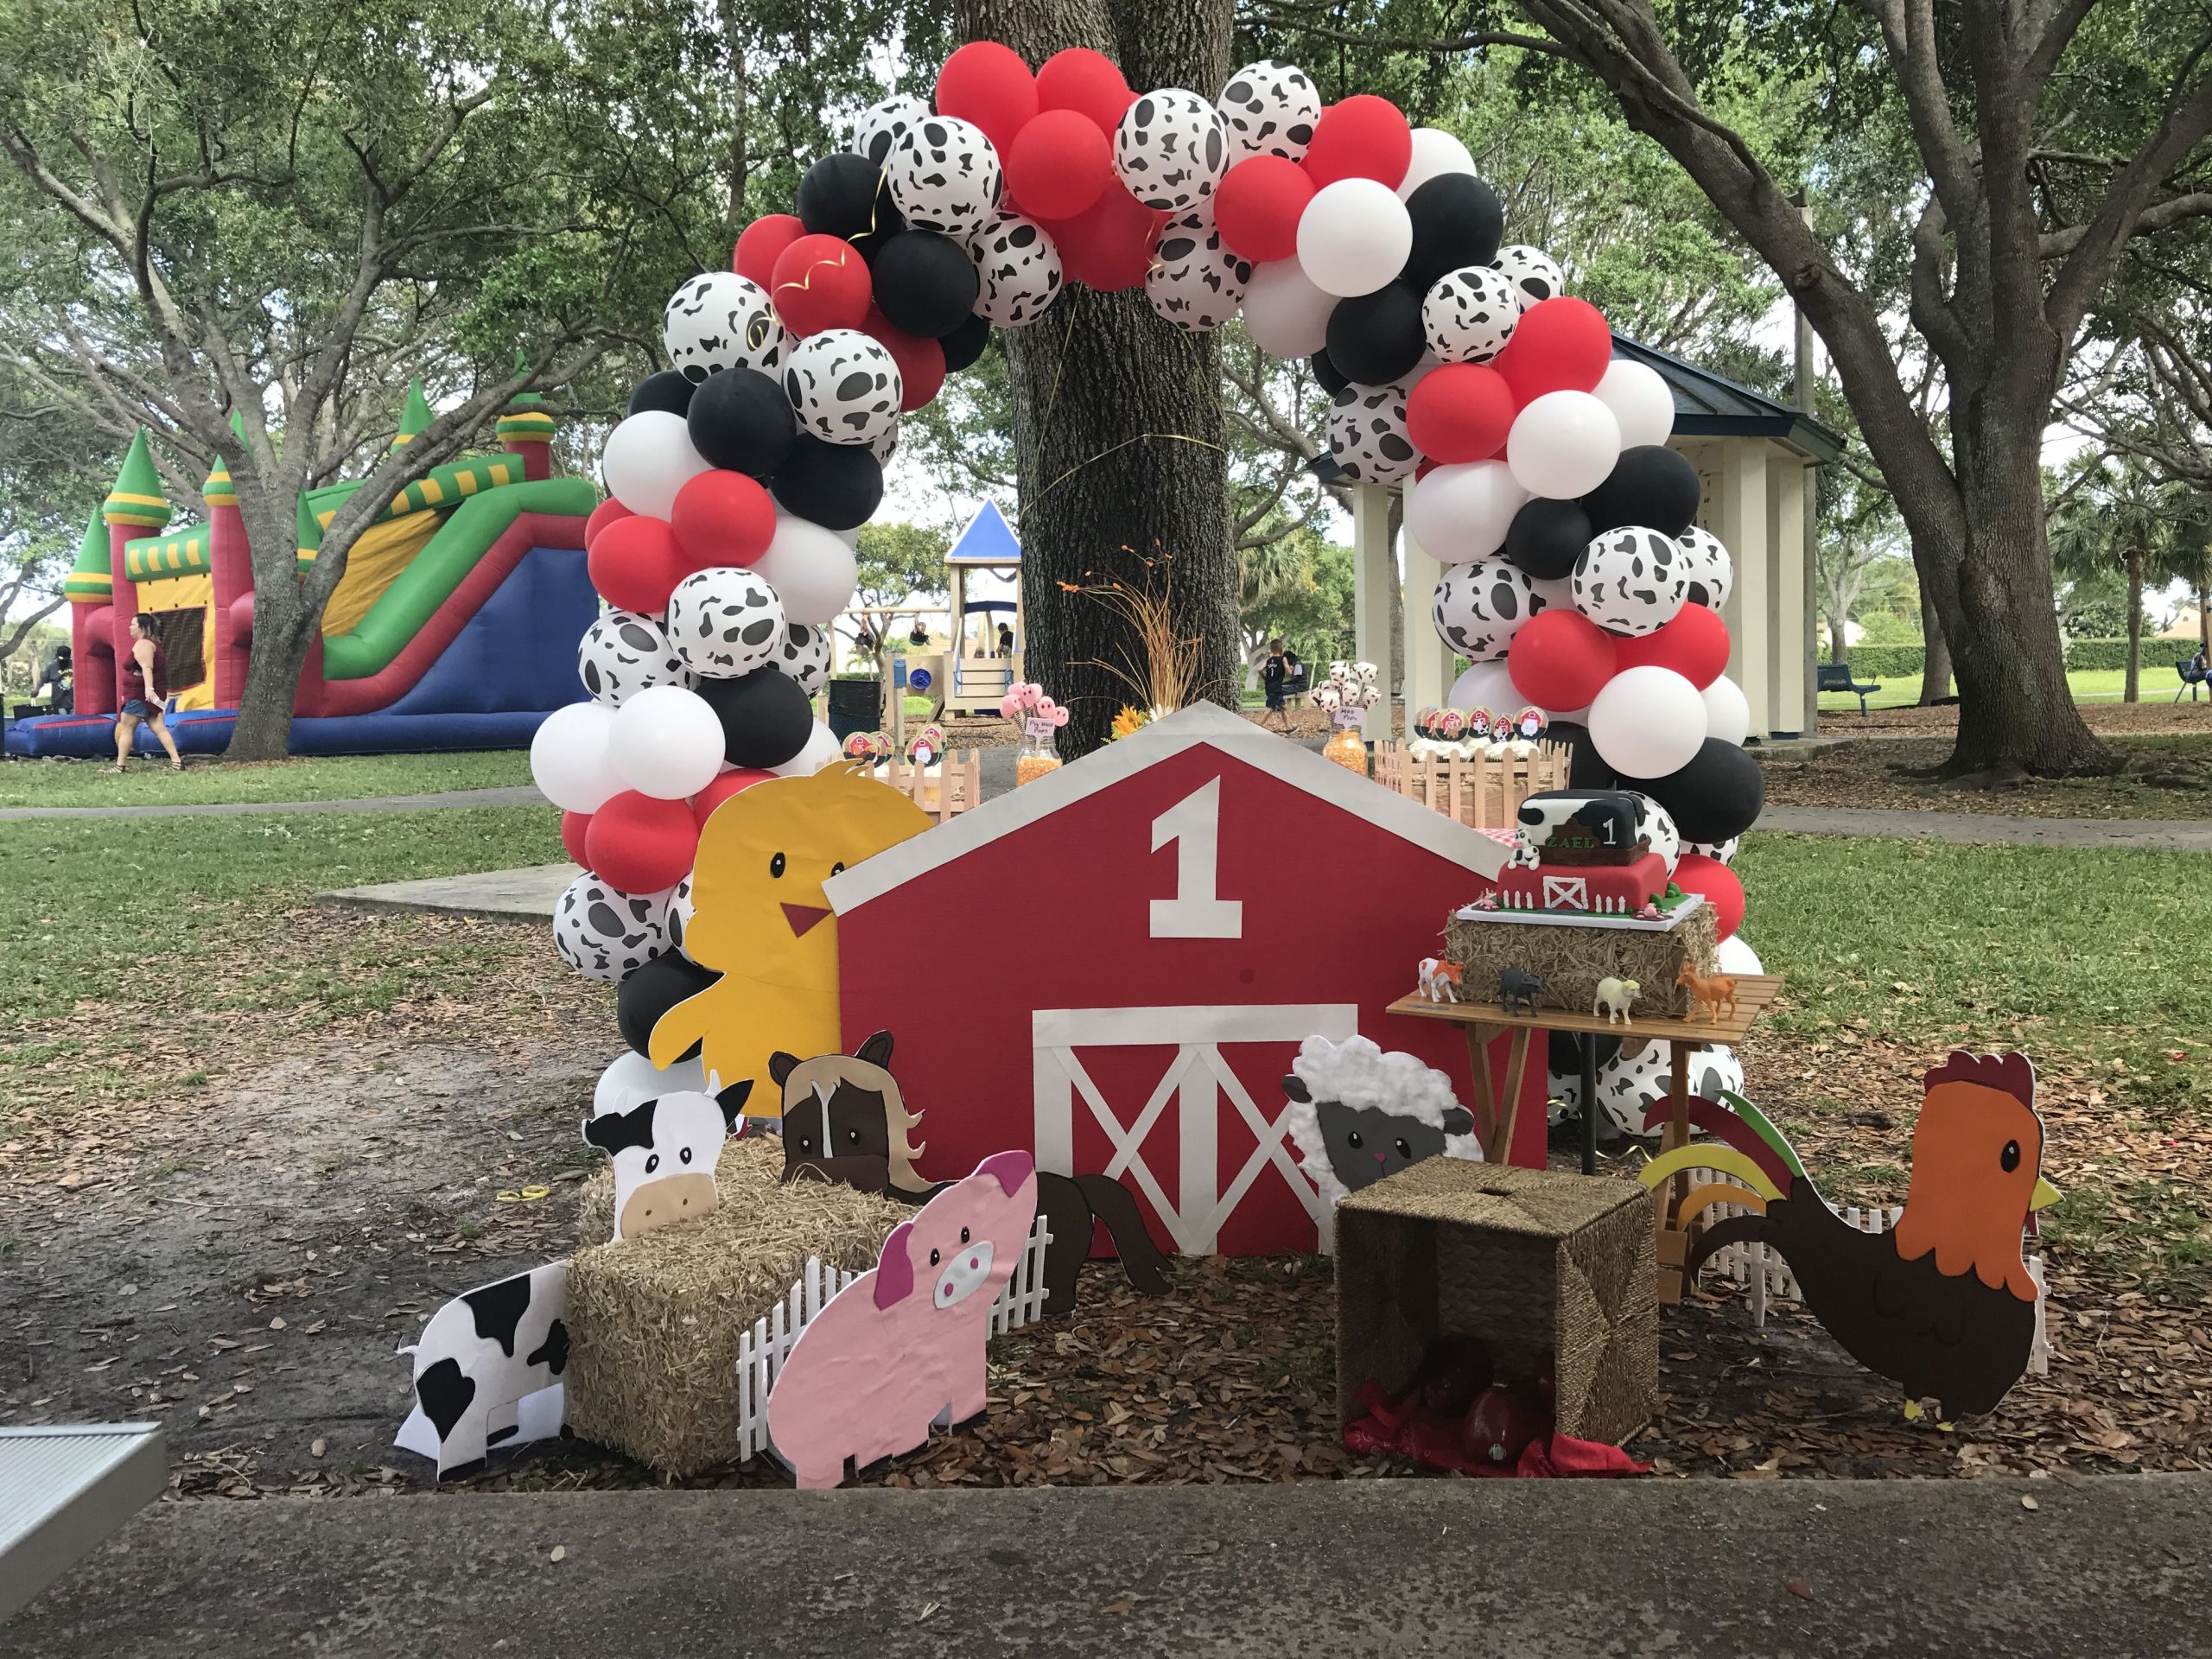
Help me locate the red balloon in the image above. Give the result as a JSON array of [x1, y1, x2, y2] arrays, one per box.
[[1507, 609, 1619, 713], [1673, 853, 1744, 940], [1614, 601, 1731, 689], [1005, 109, 1112, 221], [584, 497, 634, 550], [670, 469, 775, 569], [935, 41, 1037, 154], [691, 766, 775, 829], [1035, 48, 1135, 134], [588, 515, 691, 613], [861, 306, 947, 412], [1493, 296, 1614, 404], [560, 809, 592, 869], [1300, 95, 1413, 189], [1407, 363, 1516, 464], [734, 213, 804, 288], [586, 791, 700, 896], [1046, 181, 1164, 292], [1213, 155, 1314, 264], [770, 232, 873, 335]]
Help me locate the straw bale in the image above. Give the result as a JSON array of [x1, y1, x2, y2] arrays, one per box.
[[1444, 902, 1717, 1019]]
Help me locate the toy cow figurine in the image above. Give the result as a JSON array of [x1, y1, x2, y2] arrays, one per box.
[[1417, 957, 1464, 1004], [1498, 967, 1545, 1015]]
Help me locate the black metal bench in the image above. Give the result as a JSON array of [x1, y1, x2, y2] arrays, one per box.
[[2175, 658, 2208, 703], [1816, 662, 1881, 715]]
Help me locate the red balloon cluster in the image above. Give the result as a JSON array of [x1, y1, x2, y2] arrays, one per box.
[[771, 233, 872, 335], [1301, 95, 1412, 189], [1407, 364, 1514, 463], [734, 213, 804, 287], [1035, 48, 1135, 132], [1507, 610, 1618, 713], [671, 471, 774, 569], [691, 766, 774, 827], [1493, 296, 1612, 405], [1613, 601, 1730, 688], [936, 41, 1037, 153], [1047, 181, 1165, 290], [1006, 108, 1112, 220], [588, 515, 692, 614], [1215, 156, 1312, 263]]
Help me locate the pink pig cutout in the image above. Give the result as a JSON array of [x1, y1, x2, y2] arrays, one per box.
[[766, 1150, 1038, 1489]]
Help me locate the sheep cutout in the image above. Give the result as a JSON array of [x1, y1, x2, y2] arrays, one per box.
[[1281, 1034, 1484, 1251]]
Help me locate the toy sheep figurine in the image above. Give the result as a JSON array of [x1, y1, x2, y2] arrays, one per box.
[[1594, 976, 1640, 1024], [1281, 1034, 1482, 1252]]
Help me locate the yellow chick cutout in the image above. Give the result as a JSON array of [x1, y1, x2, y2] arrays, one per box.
[[649, 763, 930, 1112]]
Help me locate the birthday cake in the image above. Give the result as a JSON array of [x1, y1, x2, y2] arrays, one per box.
[[1495, 790, 1674, 917]]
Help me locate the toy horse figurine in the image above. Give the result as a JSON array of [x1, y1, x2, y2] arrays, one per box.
[[1676, 960, 1738, 1023]]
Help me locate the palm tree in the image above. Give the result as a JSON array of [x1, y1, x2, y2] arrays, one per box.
[[2046, 456, 2198, 702]]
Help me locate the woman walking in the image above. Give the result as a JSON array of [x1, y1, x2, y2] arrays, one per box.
[[113, 615, 183, 772]]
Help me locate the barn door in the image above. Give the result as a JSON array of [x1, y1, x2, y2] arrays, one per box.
[[1031, 1003, 1357, 1255]]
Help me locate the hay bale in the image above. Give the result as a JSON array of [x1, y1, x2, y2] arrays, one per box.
[[564, 1136, 906, 1476], [1444, 901, 1717, 1019]]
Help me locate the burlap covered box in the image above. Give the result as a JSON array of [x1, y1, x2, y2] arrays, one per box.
[[1334, 1159, 1658, 1444], [565, 1136, 906, 1476], [1444, 899, 1718, 1020]]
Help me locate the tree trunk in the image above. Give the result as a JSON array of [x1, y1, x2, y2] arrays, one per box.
[[1827, 614, 1849, 667], [227, 589, 317, 762], [2124, 549, 2144, 703], [1387, 487, 1406, 695], [1916, 585, 1952, 704], [959, 0, 1235, 760], [2199, 585, 2209, 654]]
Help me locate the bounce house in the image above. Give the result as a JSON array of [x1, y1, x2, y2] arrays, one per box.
[[8, 378, 599, 758]]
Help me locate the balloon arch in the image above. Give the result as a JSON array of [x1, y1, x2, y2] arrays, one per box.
[[533, 41, 1767, 1118]]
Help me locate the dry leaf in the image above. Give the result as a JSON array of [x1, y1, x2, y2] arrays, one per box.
[[1785, 1580, 1815, 1601]]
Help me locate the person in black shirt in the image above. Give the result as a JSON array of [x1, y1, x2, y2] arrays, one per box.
[[1260, 637, 1300, 731]]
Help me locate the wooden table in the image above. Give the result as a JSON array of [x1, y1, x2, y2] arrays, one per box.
[[1389, 974, 1783, 1302]]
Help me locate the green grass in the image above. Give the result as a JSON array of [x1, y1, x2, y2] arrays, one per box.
[[1738, 834, 2211, 1116], [1823, 663, 2204, 711], [0, 749, 533, 810]]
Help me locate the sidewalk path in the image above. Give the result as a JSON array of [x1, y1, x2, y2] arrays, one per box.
[[0, 785, 542, 821], [15, 1476, 2209, 1657], [1759, 804, 2212, 850]]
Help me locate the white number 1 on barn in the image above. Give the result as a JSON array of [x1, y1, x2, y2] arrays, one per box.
[[1149, 777, 1243, 938]]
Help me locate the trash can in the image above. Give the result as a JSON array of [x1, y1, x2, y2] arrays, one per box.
[[825, 677, 883, 744]]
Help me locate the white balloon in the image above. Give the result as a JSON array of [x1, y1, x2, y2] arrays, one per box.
[[531, 701, 620, 812], [1587, 665, 1708, 779], [755, 516, 858, 624], [1241, 257, 1336, 357], [781, 329, 900, 446], [1326, 380, 1420, 483], [1407, 459, 1528, 563], [969, 212, 1064, 327], [1594, 359, 1675, 449], [601, 410, 711, 520], [887, 114, 1002, 235], [1713, 935, 1764, 976], [1397, 128, 1477, 198], [593, 1048, 709, 1116], [663, 271, 785, 382], [1570, 526, 1690, 638], [1217, 60, 1323, 164], [610, 683, 726, 801], [1505, 391, 1621, 500], [552, 873, 671, 984], [1296, 178, 1413, 297], [1113, 88, 1229, 212], [1447, 658, 1519, 715], [771, 721, 845, 777], [1700, 674, 1752, 747], [1675, 524, 1734, 611]]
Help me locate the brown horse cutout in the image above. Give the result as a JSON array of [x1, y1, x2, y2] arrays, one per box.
[[771, 1032, 1169, 1317]]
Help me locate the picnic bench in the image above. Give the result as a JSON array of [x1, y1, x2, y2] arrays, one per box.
[[2176, 656, 2208, 703], [1816, 661, 1882, 715]]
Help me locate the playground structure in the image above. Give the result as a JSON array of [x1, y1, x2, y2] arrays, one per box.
[[932, 501, 1023, 719], [7, 376, 597, 758]]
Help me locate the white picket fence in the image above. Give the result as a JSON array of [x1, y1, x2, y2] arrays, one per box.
[[1688, 1173, 2051, 1376], [732, 1214, 1053, 1465]]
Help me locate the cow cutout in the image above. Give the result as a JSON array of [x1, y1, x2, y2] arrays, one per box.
[[580, 1075, 753, 1241], [396, 1261, 569, 1481]]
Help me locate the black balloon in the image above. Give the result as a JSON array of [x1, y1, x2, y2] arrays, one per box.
[[695, 667, 815, 770], [1631, 737, 1765, 843], [771, 433, 884, 531], [1503, 498, 1592, 582], [796, 151, 905, 250], [1325, 282, 1425, 387], [941, 313, 992, 372], [870, 230, 982, 340], [1403, 174, 1505, 290], [1547, 721, 1622, 791], [617, 951, 717, 1060], [686, 366, 796, 479], [1584, 444, 1702, 537], [628, 370, 696, 419], [1548, 1027, 1622, 1080], [1310, 347, 1350, 397]]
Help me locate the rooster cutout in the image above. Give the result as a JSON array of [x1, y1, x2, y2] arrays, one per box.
[[1643, 1052, 2060, 1421]]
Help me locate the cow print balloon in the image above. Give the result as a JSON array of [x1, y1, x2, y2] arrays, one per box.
[[1114, 88, 1229, 212], [1675, 524, 1734, 611], [1145, 209, 1250, 333], [666, 874, 696, 960], [969, 211, 1064, 327], [1625, 791, 1681, 877], [664, 566, 787, 677], [1431, 557, 1544, 662], [1570, 525, 1690, 638], [1550, 1036, 1673, 1139], [1326, 380, 1420, 484], [663, 272, 785, 384], [867, 423, 900, 464], [578, 611, 690, 709], [887, 115, 1002, 235], [1687, 834, 1739, 865], [782, 328, 902, 446], [853, 93, 928, 168], [1421, 266, 1521, 364], [1662, 1043, 1745, 1109], [765, 620, 833, 696], [553, 873, 671, 983], [1492, 244, 1567, 309], [1217, 59, 1321, 164]]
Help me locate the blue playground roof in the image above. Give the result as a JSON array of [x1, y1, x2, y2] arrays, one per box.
[[947, 500, 1020, 565]]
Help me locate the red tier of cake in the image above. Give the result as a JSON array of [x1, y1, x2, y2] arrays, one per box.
[[1497, 851, 1669, 917]]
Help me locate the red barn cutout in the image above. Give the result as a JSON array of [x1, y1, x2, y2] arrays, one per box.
[[826, 704, 1540, 1257]]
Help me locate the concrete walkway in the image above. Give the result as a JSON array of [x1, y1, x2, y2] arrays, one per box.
[[1759, 804, 2212, 850], [0, 785, 542, 821], [322, 861, 578, 921], [13, 1476, 2209, 1656]]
